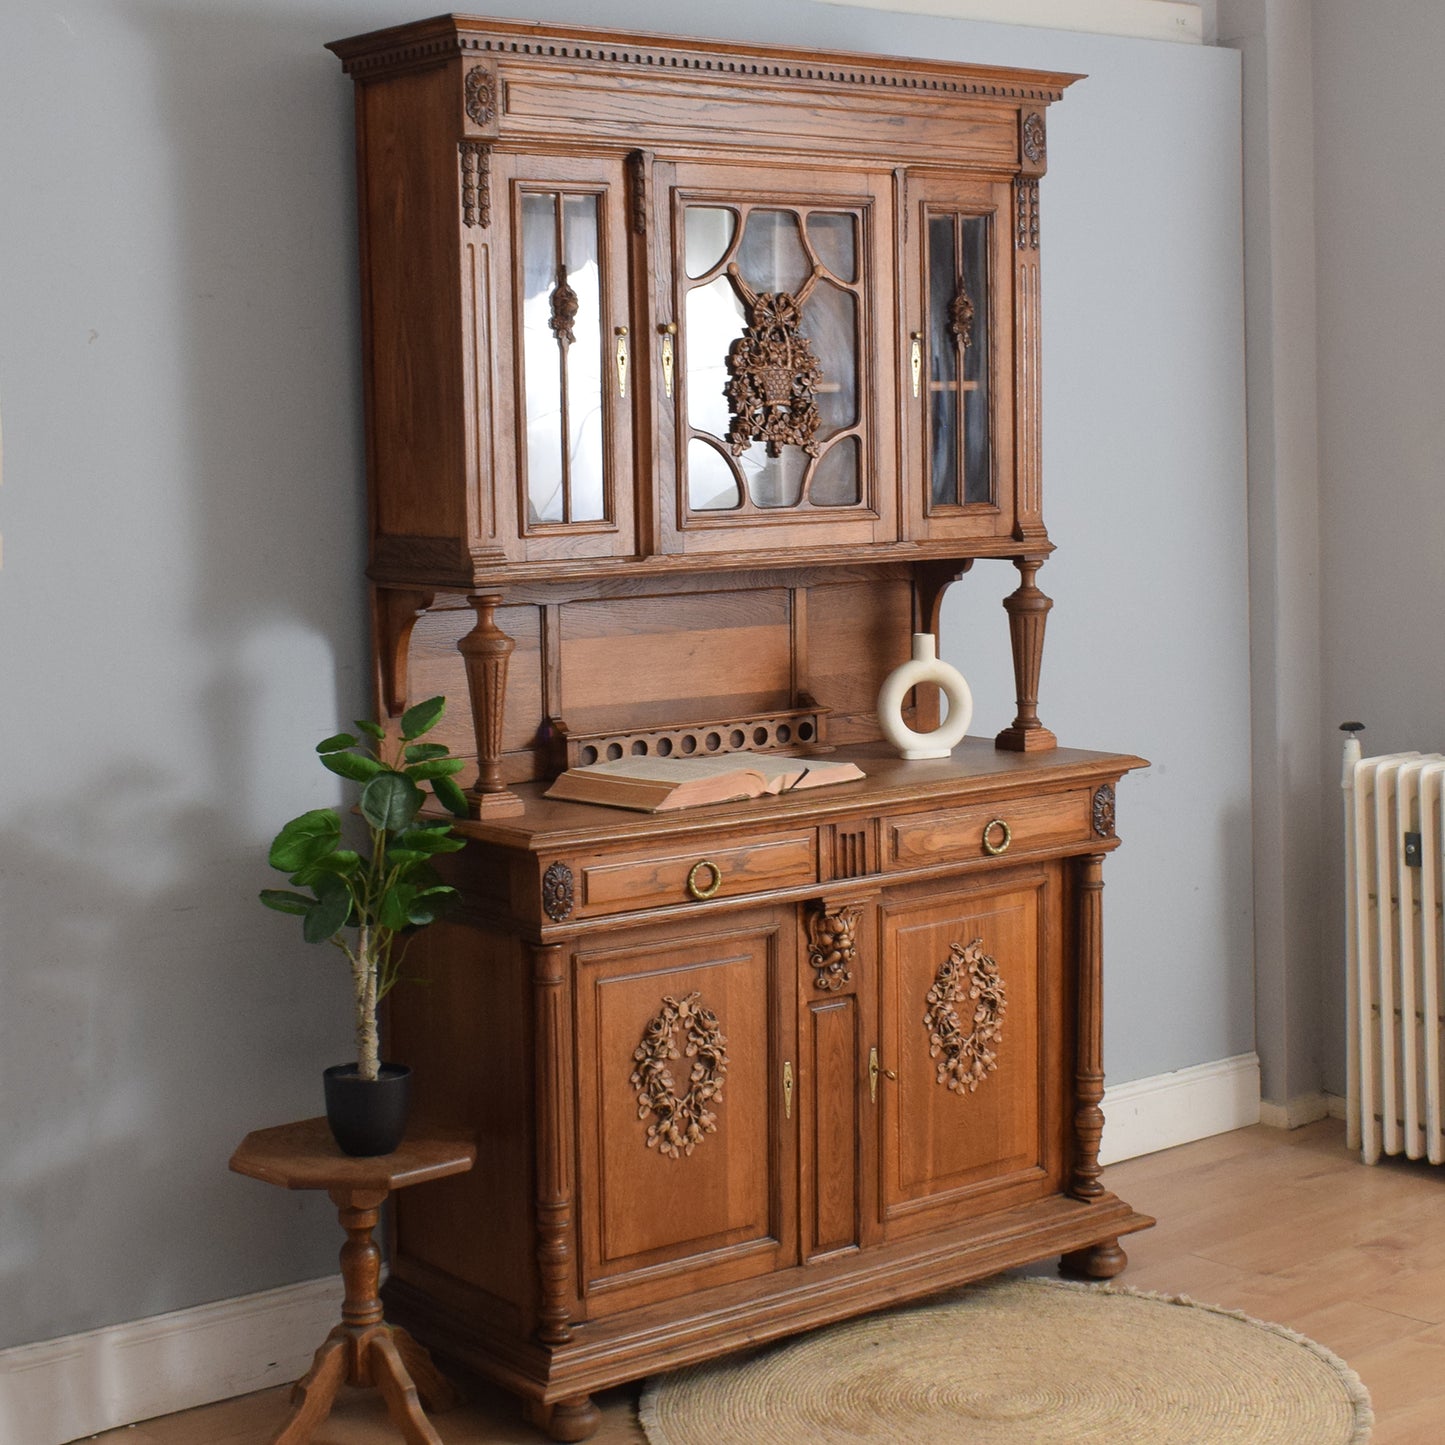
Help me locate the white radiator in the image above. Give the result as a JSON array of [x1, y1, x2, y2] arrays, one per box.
[[1343, 730, 1445, 1164]]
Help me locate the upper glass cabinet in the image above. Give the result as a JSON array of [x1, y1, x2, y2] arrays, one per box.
[[658, 164, 896, 556]]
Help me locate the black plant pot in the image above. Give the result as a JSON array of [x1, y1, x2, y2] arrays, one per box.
[[323, 1062, 412, 1157]]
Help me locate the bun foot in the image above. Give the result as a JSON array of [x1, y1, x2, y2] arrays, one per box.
[[1060, 1236, 1128, 1279], [525, 1393, 601, 1442]]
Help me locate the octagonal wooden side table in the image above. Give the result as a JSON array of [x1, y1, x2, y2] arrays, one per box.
[[230, 1117, 476, 1445]]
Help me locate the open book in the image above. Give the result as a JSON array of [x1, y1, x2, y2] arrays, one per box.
[[544, 751, 865, 813]]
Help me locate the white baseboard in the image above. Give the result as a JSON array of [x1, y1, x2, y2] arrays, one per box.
[[1258, 1090, 1336, 1130], [0, 1276, 340, 1445], [1100, 1052, 1262, 1165]]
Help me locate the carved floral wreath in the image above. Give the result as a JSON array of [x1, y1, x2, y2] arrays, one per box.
[[924, 939, 1007, 1095], [630, 992, 730, 1158]]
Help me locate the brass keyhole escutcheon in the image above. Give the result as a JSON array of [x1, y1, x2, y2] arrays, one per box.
[[982, 818, 1012, 856], [659, 321, 677, 399], [686, 859, 723, 900], [868, 1046, 896, 1104], [909, 331, 923, 399]]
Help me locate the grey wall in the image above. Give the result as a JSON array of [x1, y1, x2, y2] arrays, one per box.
[[0, 0, 1249, 1350], [1313, 1, 1445, 1096]]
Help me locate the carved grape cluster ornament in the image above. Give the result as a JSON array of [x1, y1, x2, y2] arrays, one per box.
[[630, 992, 730, 1158], [924, 939, 1007, 1094]]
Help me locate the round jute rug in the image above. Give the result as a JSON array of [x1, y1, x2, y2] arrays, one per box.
[[638, 1277, 1373, 1445]]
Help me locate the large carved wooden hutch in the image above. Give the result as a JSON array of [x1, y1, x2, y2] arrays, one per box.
[[328, 15, 1149, 1440]]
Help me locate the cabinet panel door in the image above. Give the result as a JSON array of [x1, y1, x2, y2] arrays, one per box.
[[900, 173, 1018, 544], [651, 159, 898, 557], [573, 911, 797, 1315], [876, 866, 1065, 1238], [493, 152, 637, 562]]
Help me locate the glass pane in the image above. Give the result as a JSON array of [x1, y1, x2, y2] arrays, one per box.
[[806, 212, 857, 283], [960, 214, 991, 506], [739, 442, 807, 508], [688, 438, 742, 511], [736, 209, 810, 297], [805, 279, 857, 439], [521, 192, 564, 523], [927, 215, 958, 508], [685, 206, 738, 279], [562, 194, 604, 522], [809, 435, 861, 506], [686, 275, 744, 440]]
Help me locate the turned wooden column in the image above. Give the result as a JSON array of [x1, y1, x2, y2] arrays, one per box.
[[458, 592, 524, 817], [525, 941, 599, 1443], [995, 557, 1058, 753], [1061, 852, 1127, 1280]]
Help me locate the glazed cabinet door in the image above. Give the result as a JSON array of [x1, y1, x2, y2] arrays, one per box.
[[650, 159, 898, 558], [900, 173, 1019, 545], [571, 907, 798, 1317], [874, 864, 1067, 1241], [492, 152, 637, 562]]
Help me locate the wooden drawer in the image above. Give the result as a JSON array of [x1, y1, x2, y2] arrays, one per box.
[[570, 830, 819, 918], [886, 789, 1093, 869]]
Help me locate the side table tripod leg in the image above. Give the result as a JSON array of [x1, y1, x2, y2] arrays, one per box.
[[273, 1334, 347, 1445], [389, 1325, 460, 1411], [372, 1330, 445, 1445]]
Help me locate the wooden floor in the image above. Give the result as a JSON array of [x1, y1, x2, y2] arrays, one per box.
[[92, 1119, 1445, 1444]]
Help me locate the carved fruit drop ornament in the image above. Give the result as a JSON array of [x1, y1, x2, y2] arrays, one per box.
[[630, 992, 730, 1158]]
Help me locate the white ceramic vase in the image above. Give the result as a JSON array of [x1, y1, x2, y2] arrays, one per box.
[[877, 633, 973, 760]]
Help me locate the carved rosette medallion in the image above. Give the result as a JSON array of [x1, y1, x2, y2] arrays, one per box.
[[549, 267, 579, 348], [542, 861, 574, 921], [1021, 110, 1046, 165], [809, 904, 861, 992], [630, 992, 729, 1158], [1092, 783, 1117, 838], [923, 939, 1007, 1095], [464, 65, 495, 127], [459, 141, 491, 229], [1016, 180, 1040, 251], [725, 289, 824, 458]]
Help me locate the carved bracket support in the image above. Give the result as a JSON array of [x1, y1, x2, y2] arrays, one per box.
[[923, 939, 1007, 1094], [373, 588, 435, 720], [995, 556, 1057, 753], [630, 993, 729, 1158], [808, 903, 862, 992]]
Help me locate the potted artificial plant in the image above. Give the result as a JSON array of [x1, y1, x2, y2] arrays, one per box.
[[260, 695, 470, 1155]]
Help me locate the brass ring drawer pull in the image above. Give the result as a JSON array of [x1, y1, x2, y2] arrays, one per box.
[[981, 819, 1012, 856], [686, 859, 723, 900]]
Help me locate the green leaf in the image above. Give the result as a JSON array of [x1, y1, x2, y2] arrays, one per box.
[[259, 889, 314, 916], [316, 732, 358, 755], [430, 775, 470, 819], [303, 883, 353, 944], [268, 809, 341, 873], [378, 884, 417, 933], [400, 695, 446, 741], [354, 719, 386, 740], [405, 756, 466, 781], [297, 850, 362, 881], [360, 772, 423, 832], [383, 848, 429, 871], [397, 826, 465, 856], [320, 750, 386, 782], [406, 885, 457, 926], [403, 742, 449, 763]]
